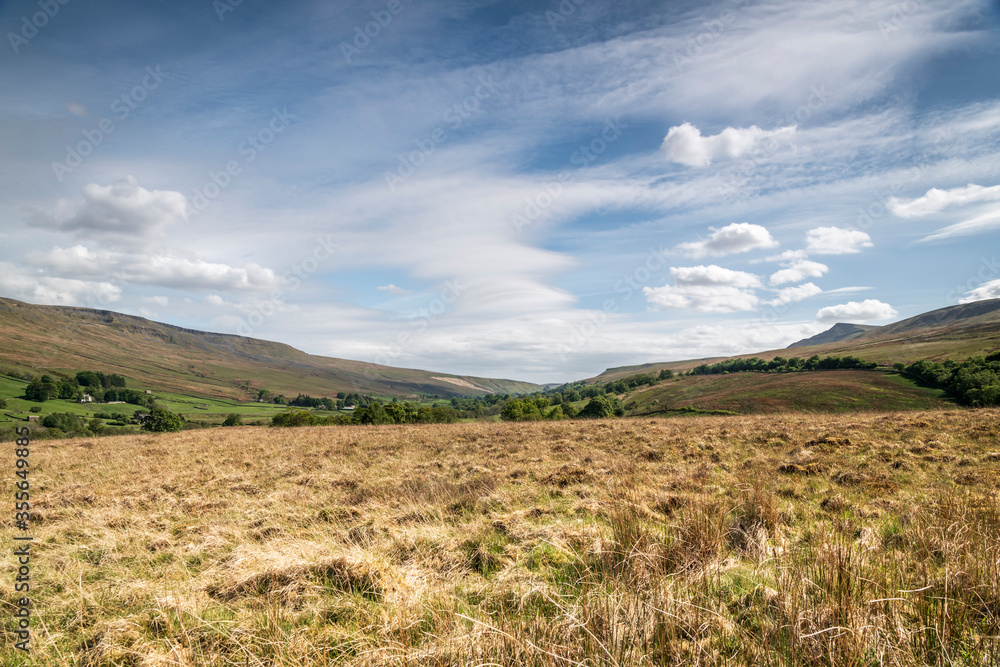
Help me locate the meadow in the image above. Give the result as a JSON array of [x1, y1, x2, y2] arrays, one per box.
[[2, 410, 999, 665]]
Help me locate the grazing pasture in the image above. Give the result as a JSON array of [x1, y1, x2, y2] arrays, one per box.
[[3, 411, 999, 665]]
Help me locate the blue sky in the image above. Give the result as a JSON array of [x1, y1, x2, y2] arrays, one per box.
[[1, 0, 999, 383]]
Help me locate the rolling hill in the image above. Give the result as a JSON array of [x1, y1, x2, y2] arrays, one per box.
[[594, 299, 1000, 384], [0, 298, 541, 400]]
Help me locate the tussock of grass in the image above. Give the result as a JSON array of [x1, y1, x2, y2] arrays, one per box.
[[2, 410, 1000, 664]]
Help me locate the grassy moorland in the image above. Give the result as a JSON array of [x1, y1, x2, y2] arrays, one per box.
[[624, 370, 955, 415], [0, 298, 541, 401], [2, 412, 999, 665]]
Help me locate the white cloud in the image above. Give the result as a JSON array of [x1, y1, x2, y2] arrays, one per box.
[[29, 175, 188, 250], [805, 226, 873, 254], [127, 256, 280, 292], [769, 259, 829, 285], [0, 262, 122, 306], [888, 184, 1000, 218], [670, 265, 762, 288], [143, 295, 169, 306], [377, 284, 411, 295], [27, 246, 280, 293], [766, 282, 822, 306], [959, 279, 1000, 304], [918, 209, 1000, 243], [661, 123, 796, 167], [644, 265, 762, 312], [761, 249, 808, 263], [678, 222, 778, 258], [204, 294, 225, 305], [816, 299, 897, 323]]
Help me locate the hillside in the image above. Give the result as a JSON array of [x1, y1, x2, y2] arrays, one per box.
[[622, 370, 954, 415], [0, 298, 540, 400], [787, 322, 877, 347], [593, 299, 1000, 383]]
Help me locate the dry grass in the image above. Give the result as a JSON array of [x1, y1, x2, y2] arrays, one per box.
[[2, 410, 1000, 665]]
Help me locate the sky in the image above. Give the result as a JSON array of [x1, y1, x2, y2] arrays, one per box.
[[1, 0, 999, 384]]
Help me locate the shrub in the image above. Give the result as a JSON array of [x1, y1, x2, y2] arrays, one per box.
[[140, 407, 183, 432]]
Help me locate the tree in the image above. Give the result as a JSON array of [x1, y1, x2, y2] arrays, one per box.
[[271, 410, 317, 427], [579, 395, 624, 419], [140, 407, 184, 432], [357, 401, 391, 425], [222, 413, 242, 427], [500, 398, 542, 422], [658, 369, 674, 380], [0, 398, 6, 409], [41, 412, 86, 433]]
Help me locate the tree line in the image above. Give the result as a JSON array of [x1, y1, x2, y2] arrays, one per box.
[[897, 353, 1000, 406], [271, 400, 459, 427], [691, 354, 878, 375], [21, 370, 154, 407]]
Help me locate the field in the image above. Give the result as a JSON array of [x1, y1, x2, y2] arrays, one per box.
[[2, 411, 999, 665], [624, 370, 955, 415]]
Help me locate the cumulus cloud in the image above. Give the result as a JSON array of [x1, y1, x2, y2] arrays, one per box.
[[889, 184, 1000, 218], [0, 262, 122, 306], [678, 222, 778, 258], [377, 284, 411, 295], [816, 299, 897, 323], [959, 279, 1000, 304], [29, 175, 188, 249], [805, 226, 873, 254], [661, 122, 796, 167], [644, 265, 761, 312], [27, 245, 280, 293], [766, 282, 823, 306], [761, 249, 808, 263], [126, 256, 280, 291], [769, 259, 829, 285]]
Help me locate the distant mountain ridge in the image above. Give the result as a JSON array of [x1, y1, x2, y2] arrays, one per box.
[[592, 299, 1000, 382], [0, 297, 541, 399], [789, 299, 1000, 350], [788, 323, 878, 348]]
